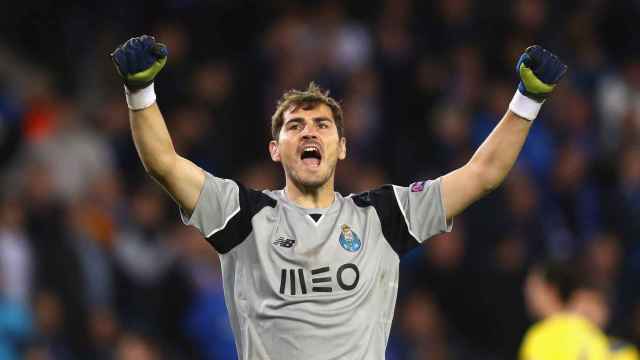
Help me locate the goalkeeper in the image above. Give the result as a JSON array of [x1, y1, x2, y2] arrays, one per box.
[[111, 35, 567, 359]]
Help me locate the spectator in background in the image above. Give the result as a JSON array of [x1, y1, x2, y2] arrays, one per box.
[[527, 253, 640, 360], [631, 304, 640, 353], [22, 97, 115, 202], [87, 307, 120, 360], [66, 197, 114, 310], [115, 332, 160, 360], [399, 223, 497, 356], [545, 142, 601, 258], [336, 162, 386, 194], [15, 161, 90, 357], [0, 79, 23, 167], [152, 22, 193, 110], [93, 94, 142, 187], [429, 102, 473, 172], [615, 146, 640, 245], [0, 195, 33, 359], [237, 161, 282, 191], [30, 290, 72, 359], [388, 290, 470, 360], [175, 225, 236, 359], [112, 184, 192, 356], [597, 55, 640, 154], [502, 168, 549, 258], [582, 233, 623, 300], [520, 260, 611, 359], [0, 275, 32, 360], [341, 68, 382, 163], [167, 104, 220, 173], [0, 195, 33, 306], [478, 231, 531, 358]]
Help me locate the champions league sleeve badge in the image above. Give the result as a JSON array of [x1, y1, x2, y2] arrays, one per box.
[[410, 181, 426, 192], [339, 224, 362, 252]]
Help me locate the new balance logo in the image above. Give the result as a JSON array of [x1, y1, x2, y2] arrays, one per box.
[[273, 236, 296, 248]]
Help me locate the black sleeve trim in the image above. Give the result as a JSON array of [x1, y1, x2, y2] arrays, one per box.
[[352, 185, 416, 256], [207, 181, 276, 254]]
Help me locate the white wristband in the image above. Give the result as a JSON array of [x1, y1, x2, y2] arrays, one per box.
[[509, 90, 543, 121], [125, 83, 156, 110]]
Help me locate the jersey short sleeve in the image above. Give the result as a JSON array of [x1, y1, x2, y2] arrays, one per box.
[[180, 171, 275, 254], [351, 177, 452, 256], [393, 178, 452, 242]]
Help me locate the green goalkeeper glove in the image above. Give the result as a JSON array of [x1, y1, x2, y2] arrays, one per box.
[[516, 45, 567, 102], [110, 35, 168, 91], [510, 45, 567, 120]]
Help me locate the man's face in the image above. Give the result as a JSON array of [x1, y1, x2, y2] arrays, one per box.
[[269, 103, 346, 189]]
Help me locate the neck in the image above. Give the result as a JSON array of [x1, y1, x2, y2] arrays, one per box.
[[566, 291, 605, 327], [284, 177, 336, 209], [537, 300, 564, 319]]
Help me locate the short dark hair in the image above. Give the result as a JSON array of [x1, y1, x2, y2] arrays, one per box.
[[271, 82, 344, 140], [536, 260, 595, 304]]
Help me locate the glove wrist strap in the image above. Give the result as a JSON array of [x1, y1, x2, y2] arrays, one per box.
[[125, 83, 156, 110], [509, 90, 543, 121]]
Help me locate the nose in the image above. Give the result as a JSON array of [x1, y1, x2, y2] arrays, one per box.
[[301, 124, 319, 139]]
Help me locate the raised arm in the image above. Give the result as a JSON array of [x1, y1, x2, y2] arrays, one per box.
[[112, 35, 204, 215], [441, 45, 567, 220]]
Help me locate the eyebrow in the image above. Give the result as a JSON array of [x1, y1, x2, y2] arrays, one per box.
[[285, 118, 305, 125], [284, 116, 334, 124]]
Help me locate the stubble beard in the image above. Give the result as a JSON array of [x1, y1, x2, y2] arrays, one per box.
[[286, 162, 336, 192]]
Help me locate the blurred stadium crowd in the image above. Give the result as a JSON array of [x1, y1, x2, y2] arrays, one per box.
[[0, 0, 639, 359]]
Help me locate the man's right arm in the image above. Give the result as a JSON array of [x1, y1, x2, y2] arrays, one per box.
[[129, 103, 204, 216], [112, 35, 204, 216], [112, 35, 279, 254]]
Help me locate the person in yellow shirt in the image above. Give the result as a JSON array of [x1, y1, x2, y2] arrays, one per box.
[[520, 261, 610, 360], [609, 338, 640, 360]]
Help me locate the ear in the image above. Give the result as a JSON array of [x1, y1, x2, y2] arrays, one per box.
[[269, 140, 281, 162], [338, 137, 347, 160]]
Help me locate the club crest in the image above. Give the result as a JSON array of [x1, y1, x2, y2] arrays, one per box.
[[339, 224, 361, 252]]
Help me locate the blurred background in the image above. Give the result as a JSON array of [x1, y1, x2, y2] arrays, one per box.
[[0, 0, 639, 359]]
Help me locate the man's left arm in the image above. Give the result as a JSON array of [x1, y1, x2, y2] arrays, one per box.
[[441, 45, 567, 220]]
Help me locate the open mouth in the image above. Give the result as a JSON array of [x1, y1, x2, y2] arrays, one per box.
[[300, 145, 322, 167]]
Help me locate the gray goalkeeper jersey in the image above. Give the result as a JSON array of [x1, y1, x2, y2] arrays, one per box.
[[181, 172, 452, 360]]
